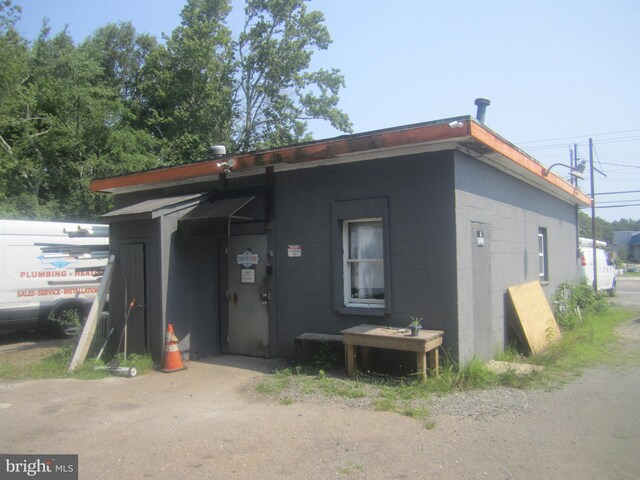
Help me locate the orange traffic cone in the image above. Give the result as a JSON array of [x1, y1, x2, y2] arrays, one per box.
[[161, 324, 187, 373]]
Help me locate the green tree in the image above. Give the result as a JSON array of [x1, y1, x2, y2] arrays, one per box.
[[1, 16, 160, 220], [22, 24, 118, 218], [234, 0, 352, 151], [578, 211, 640, 246], [612, 218, 640, 232], [141, 0, 235, 165], [579, 211, 613, 244], [80, 22, 158, 129], [79, 22, 163, 182], [1, 0, 354, 219], [0, 0, 32, 215]]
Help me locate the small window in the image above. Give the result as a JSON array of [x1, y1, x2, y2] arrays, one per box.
[[332, 197, 391, 315], [538, 228, 548, 282], [343, 218, 384, 307]]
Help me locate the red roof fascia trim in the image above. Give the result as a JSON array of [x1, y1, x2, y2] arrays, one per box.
[[90, 161, 221, 193], [233, 121, 469, 170], [91, 121, 470, 193], [469, 122, 592, 206]]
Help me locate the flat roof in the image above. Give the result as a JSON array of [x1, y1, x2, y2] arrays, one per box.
[[90, 116, 591, 207]]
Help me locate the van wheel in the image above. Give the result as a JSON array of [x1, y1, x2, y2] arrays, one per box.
[[608, 279, 616, 297], [50, 306, 85, 337]]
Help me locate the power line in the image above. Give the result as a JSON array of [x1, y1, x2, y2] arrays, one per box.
[[592, 135, 640, 145], [595, 189, 640, 196], [516, 128, 640, 145], [584, 203, 640, 209], [597, 199, 640, 205], [598, 161, 640, 169]]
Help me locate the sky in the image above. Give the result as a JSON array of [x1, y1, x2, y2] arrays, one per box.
[[13, 0, 640, 222]]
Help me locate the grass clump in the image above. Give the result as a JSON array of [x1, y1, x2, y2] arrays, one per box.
[[533, 307, 635, 372], [255, 366, 369, 403], [255, 281, 638, 424], [339, 462, 364, 475], [0, 342, 154, 381], [255, 368, 294, 395]]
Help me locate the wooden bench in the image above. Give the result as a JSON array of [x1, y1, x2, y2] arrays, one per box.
[[295, 333, 344, 364]]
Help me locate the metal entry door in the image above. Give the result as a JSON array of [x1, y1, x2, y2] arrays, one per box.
[[227, 235, 269, 357]]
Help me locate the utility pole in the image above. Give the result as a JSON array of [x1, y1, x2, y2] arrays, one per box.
[[589, 138, 597, 292], [571, 143, 579, 259], [573, 143, 578, 187]]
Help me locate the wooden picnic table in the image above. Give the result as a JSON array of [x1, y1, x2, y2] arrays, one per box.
[[341, 324, 444, 380]]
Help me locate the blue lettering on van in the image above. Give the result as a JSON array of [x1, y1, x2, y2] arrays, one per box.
[[38, 255, 76, 269]]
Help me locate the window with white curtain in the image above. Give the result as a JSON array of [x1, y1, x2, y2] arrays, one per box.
[[343, 218, 384, 307]]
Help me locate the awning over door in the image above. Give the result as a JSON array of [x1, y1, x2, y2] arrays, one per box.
[[178, 196, 255, 237], [101, 193, 207, 222]]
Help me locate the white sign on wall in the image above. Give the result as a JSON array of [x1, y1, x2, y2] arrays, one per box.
[[241, 268, 255, 284], [287, 245, 302, 257]]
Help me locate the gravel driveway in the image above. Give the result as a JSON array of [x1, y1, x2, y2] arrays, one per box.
[[0, 322, 639, 479], [0, 278, 639, 479]]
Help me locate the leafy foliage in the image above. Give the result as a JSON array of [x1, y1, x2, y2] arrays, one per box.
[[0, 0, 352, 220], [234, 0, 352, 150], [578, 211, 640, 246], [141, 0, 235, 164], [0, 15, 159, 219], [553, 281, 608, 331]]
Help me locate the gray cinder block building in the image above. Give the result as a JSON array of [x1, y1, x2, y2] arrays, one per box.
[[91, 116, 591, 365]]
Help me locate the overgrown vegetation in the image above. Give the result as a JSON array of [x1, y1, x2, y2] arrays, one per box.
[[578, 211, 640, 248], [0, 0, 351, 220], [48, 308, 83, 337], [552, 281, 609, 331], [0, 332, 154, 380], [254, 282, 638, 425]]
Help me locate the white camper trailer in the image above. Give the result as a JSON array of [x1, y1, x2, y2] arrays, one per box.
[[0, 220, 109, 334], [578, 237, 616, 296]]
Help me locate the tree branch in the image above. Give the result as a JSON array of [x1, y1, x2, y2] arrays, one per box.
[[0, 134, 12, 154], [29, 129, 51, 139]]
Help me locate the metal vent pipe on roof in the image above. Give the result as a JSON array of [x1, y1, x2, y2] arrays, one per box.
[[474, 97, 491, 124], [209, 145, 226, 157]]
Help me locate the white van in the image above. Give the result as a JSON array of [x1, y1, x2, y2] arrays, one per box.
[[578, 237, 616, 296], [0, 220, 109, 334]]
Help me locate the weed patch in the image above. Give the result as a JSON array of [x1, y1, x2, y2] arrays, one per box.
[[254, 300, 638, 424], [0, 344, 154, 381]]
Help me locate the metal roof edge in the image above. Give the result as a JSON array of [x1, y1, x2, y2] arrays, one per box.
[[90, 115, 591, 208], [90, 117, 473, 194], [468, 122, 592, 207]]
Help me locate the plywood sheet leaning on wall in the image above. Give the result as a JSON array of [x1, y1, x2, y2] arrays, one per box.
[[507, 281, 561, 354]]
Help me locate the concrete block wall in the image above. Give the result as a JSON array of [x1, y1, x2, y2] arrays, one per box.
[[273, 152, 459, 359], [454, 151, 581, 362]]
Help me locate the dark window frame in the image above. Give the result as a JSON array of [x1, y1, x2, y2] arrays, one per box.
[[331, 197, 391, 316], [538, 227, 549, 282]]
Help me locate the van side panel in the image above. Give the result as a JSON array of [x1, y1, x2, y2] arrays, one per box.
[[0, 220, 108, 330]]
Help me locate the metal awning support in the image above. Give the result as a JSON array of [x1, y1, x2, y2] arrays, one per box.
[[101, 193, 207, 222], [178, 196, 256, 237]]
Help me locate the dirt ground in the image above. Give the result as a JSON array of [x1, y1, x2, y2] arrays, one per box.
[[1, 338, 639, 479], [0, 279, 639, 479], [0, 330, 69, 366]]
